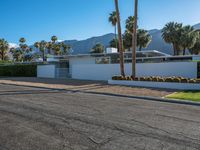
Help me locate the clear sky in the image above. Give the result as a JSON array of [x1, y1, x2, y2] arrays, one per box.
[[0, 0, 200, 44]]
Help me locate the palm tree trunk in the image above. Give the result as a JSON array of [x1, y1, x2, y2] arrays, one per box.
[[139, 46, 142, 51], [132, 0, 138, 78], [115, 0, 125, 76], [183, 48, 186, 55], [173, 44, 176, 56], [115, 25, 118, 51]]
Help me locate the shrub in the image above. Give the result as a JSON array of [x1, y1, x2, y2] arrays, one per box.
[[0, 64, 37, 77], [140, 77, 146, 81], [188, 79, 197, 83], [180, 78, 188, 83], [165, 77, 174, 82], [158, 78, 165, 82], [152, 77, 159, 82], [172, 78, 181, 83], [146, 77, 153, 81]]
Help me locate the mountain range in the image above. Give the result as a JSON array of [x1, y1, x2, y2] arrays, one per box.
[[9, 23, 200, 55]]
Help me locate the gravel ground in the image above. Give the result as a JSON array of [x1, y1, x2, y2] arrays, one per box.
[[0, 83, 199, 150], [0, 77, 175, 98]]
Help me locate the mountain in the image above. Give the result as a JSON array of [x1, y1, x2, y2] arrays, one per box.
[[22, 23, 200, 55], [64, 33, 115, 54]]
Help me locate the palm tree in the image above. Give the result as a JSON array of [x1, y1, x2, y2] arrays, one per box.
[[19, 37, 32, 61], [0, 39, 9, 61], [162, 22, 183, 55], [132, 0, 138, 78], [34, 41, 47, 61], [114, 0, 125, 76], [190, 31, 200, 55], [52, 43, 62, 55], [90, 43, 104, 54], [51, 36, 58, 44], [109, 38, 118, 49], [10, 48, 23, 62], [137, 29, 152, 51], [61, 42, 71, 55], [109, 11, 118, 48], [126, 16, 135, 34], [180, 25, 198, 55]]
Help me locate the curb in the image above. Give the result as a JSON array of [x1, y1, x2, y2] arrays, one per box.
[[0, 82, 200, 107]]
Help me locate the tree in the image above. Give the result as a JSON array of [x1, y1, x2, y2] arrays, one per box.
[[0, 39, 9, 61], [109, 11, 118, 49], [10, 48, 23, 62], [137, 29, 152, 51], [126, 16, 135, 34], [132, 0, 138, 77], [51, 36, 58, 44], [19, 37, 32, 61], [34, 41, 48, 61], [52, 43, 62, 55], [90, 43, 104, 54], [123, 29, 152, 51], [180, 25, 198, 55], [61, 42, 71, 55], [114, 0, 125, 76], [190, 31, 200, 55], [109, 38, 118, 49], [162, 22, 183, 55], [123, 31, 132, 51]]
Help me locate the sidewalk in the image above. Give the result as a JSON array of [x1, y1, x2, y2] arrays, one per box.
[[0, 77, 175, 98]]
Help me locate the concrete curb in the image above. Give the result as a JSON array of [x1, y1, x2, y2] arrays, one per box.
[[1, 82, 200, 107]]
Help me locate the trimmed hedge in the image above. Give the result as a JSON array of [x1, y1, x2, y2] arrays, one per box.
[[112, 75, 200, 84], [0, 64, 37, 77]]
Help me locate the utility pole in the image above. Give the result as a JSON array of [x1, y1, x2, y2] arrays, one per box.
[[132, 0, 138, 77]]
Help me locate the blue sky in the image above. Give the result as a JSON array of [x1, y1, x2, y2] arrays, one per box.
[[0, 0, 200, 44]]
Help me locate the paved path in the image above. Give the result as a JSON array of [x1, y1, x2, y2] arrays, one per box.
[[0, 83, 199, 150], [0, 77, 175, 98]]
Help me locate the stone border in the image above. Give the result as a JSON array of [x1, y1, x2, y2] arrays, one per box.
[[108, 80, 200, 90]]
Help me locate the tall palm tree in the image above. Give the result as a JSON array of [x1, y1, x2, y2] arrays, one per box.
[[61, 42, 71, 55], [109, 11, 118, 48], [162, 22, 183, 55], [51, 36, 58, 44], [90, 43, 104, 54], [190, 31, 200, 55], [34, 41, 47, 61], [126, 16, 135, 34], [180, 25, 197, 55], [132, 0, 138, 78], [137, 29, 152, 51], [10, 48, 23, 62], [0, 39, 9, 61], [114, 0, 125, 76]]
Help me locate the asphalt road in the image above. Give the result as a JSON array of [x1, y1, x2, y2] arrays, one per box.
[[0, 84, 200, 150]]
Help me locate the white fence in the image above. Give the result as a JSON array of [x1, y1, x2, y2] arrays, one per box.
[[72, 62, 198, 81]]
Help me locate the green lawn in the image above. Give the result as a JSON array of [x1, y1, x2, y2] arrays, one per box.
[[166, 91, 200, 102]]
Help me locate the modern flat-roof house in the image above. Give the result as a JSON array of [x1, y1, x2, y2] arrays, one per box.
[[37, 48, 200, 80]]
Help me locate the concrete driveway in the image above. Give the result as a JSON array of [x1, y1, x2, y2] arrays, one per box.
[[0, 83, 199, 150]]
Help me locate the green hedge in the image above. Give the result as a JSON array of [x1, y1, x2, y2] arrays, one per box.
[[0, 64, 37, 77]]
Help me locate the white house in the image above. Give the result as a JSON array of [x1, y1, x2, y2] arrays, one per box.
[[37, 48, 200, 80]]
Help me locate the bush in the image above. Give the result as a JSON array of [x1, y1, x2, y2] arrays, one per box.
[[172, 78, 181, 83], [189, 79, 197, 83], [180, 78, 188, 83], [111, 75, 199, 84], [0, 64, 37, 77], [165, 77, 174, 82]]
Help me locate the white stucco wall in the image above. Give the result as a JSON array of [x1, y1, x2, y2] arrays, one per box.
[[37, 65, 56, 78], [72, 62, 198, 81]]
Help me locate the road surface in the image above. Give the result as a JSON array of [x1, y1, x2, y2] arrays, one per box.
[[0, 84, 199, 150]]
